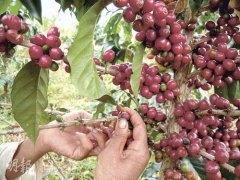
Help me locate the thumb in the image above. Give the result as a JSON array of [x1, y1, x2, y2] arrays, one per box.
[[107, 118, 129, 152]]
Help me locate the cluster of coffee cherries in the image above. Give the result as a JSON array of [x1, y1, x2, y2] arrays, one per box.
[[140, 64, 180, 102], [140, 103, 166, 122], [110, 63, 180, 103], [193, 6, 240, 87], [164, 165, 197, 180], [195, 44, 240, 88], [110, 63, 133, 93], [29, 27, 66, 71], [188, 76, 212, 91], [209, 0, 235, 15], [0, 14, 29, 55], [112, 0, 191, 69], [93, 49, 115, 68], [153, 94, 240, 178]]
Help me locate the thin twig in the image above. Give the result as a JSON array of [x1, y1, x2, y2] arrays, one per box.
[[192, 36, 211, 49], [96, 65, 118, 76], [187, 70, 201, 79], [199, 150, 235, 174], [0, 117, 118, 135], [0, 103, 67, 116], [47, 153, 67, 180], [0, 103, 11, 109], [196, 109, 240, 117], [19, 40, 119, 77], [45, 109, 66, 116], [20, 41, 33, 48]]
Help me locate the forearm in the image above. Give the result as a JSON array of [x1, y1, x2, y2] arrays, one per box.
[[5, 136, 47, 179]]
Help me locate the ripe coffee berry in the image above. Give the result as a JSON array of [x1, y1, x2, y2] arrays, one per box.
[[29, 45, 43, 60], [49, 48, 64, 60], [112, 0, 128, 7], [38, 55, 52, 68], [235, 165, 240, 177], [205, 161, 220, 174], [47, 27, 60, 37], [120, 111, 131, 120], [103, 50, 115, 62], [30, 34, 46, 46], [45, 35, 61, 48], [6, 29, 23, 45]]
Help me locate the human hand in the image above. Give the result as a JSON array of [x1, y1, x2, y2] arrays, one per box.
[[95, 108, 150, 180], [38, 110, 108, 160]]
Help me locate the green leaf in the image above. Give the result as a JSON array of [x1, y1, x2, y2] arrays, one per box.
[[93, 102, 105, 119], [215, 81, 240, 102], [67, 0, 109, 100], [103, 13, 122, 35], [11, 62, 49, 142], [97, 95, 116, 105], [189, 0, 203, 16], [9, 0, 23, 15], [130, 44, 145, 98], [188, 157, 207, 180], [20, 0, 42, 23], [55, 0, 73, 11], [0, 0, 11, 15]]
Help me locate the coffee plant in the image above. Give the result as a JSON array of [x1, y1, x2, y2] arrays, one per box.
[[1, 0, 240, 179]]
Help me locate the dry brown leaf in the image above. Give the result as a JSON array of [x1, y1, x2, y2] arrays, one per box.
[[175, 0, 188, 14], [230, 0, 240, 16]]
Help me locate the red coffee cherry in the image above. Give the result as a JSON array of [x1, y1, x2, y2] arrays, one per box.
[[38, 55, 52, 68], [45, 35, 61, 48], [103, 50, 115, 62], [29, 45, 43, 60], [49, 48, 64, 60], [47, 27, 60, 37], [6, 29, 23, 45], [30, 34, 46, 46], [112, 0, 129, 7]]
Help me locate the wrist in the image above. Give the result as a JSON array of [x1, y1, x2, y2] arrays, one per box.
[[36, 131, 51, 155]]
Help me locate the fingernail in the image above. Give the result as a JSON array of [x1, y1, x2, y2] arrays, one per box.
[[118, 119, 127, 129]]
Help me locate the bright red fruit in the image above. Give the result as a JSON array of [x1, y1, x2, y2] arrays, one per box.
[[112, 0, 128, 7], [2, 15, 21, 31], [49, 48, 64, 60], [233, 32, 240, 45], [129, 0, 144, 12], [153, 5, 168, 19], [121, 111, 131, 120], [205, 161, 219, 174], [8, 15, 21, 31], [29, 45, 43, 60], [143, 0, 154, 13], [38, 55, 52, 68], [46, 35, 61, 48], [103, 50, 115, 62], [6, 29, 23, 45], [215, 149, 229, 164], [123, 7, 136, 23], [47, 27, 60, 37], [235, 165, 240, 177], [30, 34, 46, 46]]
